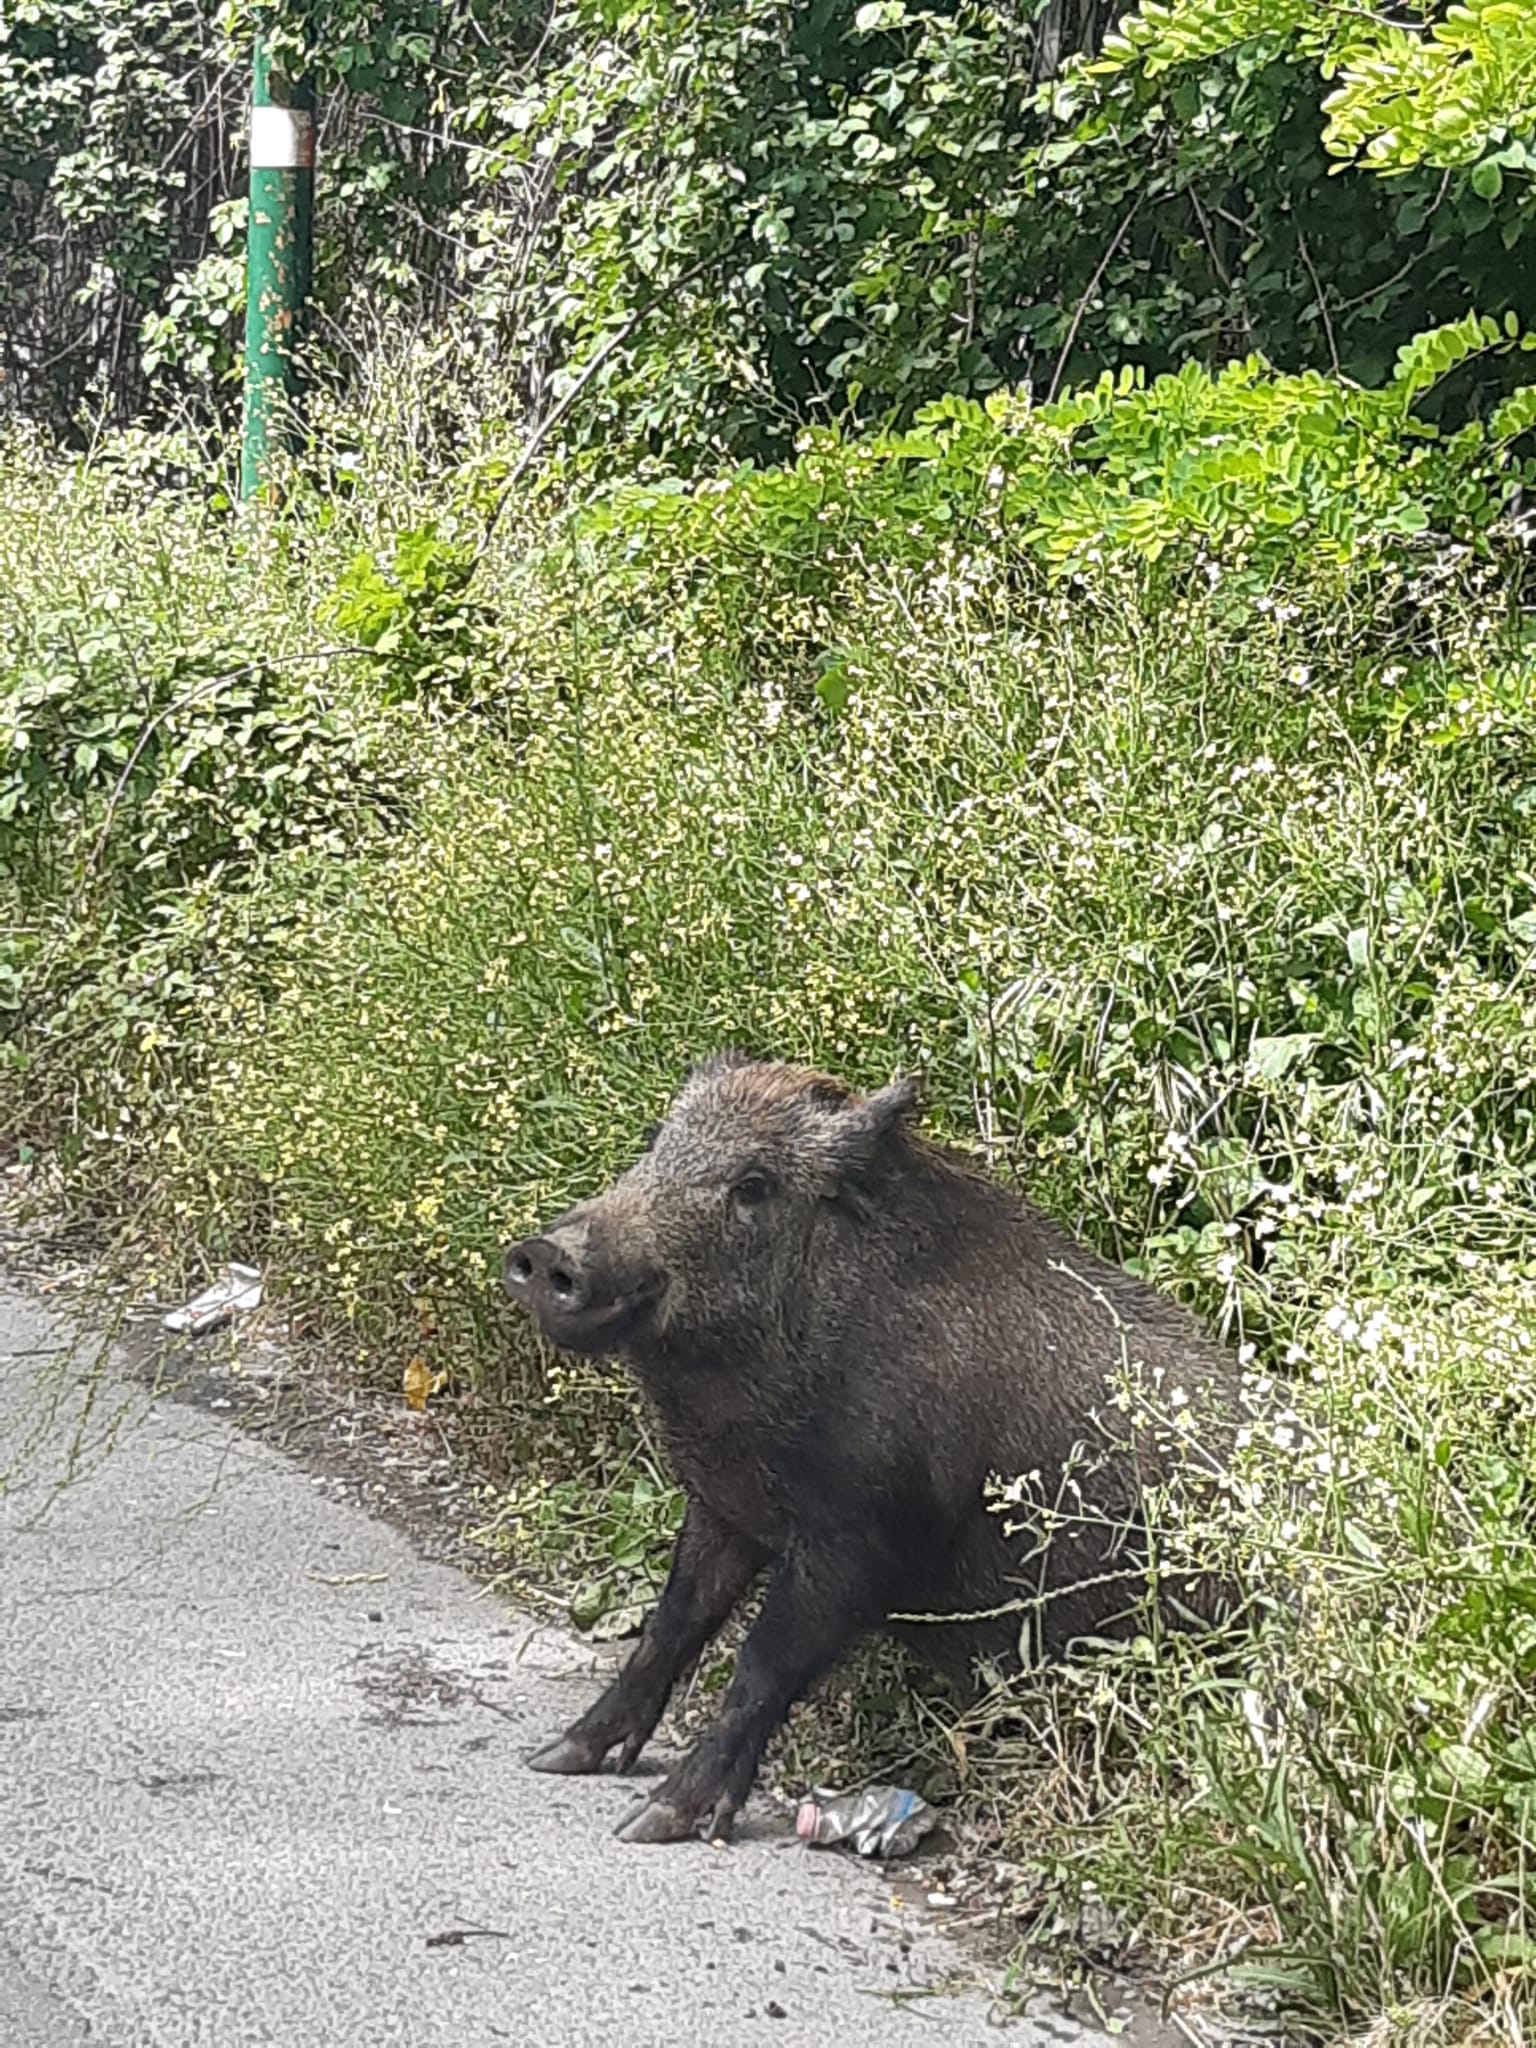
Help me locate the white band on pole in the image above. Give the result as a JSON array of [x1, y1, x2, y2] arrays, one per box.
[[250, 104, 315, 171]]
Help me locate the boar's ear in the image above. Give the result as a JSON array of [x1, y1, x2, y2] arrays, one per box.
[[823, 1076, 919, 1186]]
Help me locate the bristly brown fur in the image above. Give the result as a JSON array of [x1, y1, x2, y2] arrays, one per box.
[[504, 1056, 1238, 1844]]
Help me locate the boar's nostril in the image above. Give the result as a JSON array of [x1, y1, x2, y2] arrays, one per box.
[[509, 1253, 534, 1285], [549, 1266, 576, 1299]]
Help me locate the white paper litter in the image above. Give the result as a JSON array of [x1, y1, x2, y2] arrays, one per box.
[[162, 1262, 264, 1336]]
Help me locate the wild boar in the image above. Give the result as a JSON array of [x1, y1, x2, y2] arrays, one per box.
[[504, 1053, 1235, 1845]]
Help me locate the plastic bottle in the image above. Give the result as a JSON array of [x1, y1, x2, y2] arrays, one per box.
[[794, 1784, 936, 1858]]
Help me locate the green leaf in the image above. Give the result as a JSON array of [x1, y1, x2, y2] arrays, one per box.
[[1436, 1742, 1491, 1790], [1249, 1033, 1319, 1081], [1491, 383, 1536, 442], [816, 661, 853, 713], [569, 1576, 614, 1631]]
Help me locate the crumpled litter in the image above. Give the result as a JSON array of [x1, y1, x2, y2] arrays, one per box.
[[162, 1262, 263, 1336]]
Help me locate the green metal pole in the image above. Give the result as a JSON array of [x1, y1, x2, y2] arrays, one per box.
[[240, 37, 314, 500]]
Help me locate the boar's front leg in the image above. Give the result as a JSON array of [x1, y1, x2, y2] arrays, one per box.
[[614, 1534, 897, 1844], [528, 1499, 768, 1777]]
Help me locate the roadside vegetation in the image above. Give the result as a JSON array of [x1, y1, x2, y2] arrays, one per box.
[[6, 0, 1536, 2038]]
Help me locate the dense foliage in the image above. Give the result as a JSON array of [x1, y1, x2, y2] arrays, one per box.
[[481, 0, 1536, 459], [5, 0, 1535, 454], [0, 0, 538, 430], [7, 1, 1536, 2040], [6, 313, 1536, 2026], [1099, 0, 1536, 177]]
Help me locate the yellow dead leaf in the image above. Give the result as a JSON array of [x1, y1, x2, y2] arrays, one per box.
[[403, 1356, 447, 1411]]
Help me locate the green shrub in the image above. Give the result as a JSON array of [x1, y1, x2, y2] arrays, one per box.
[[0, 426, 422, 1171], [987, 1289, 1536, 2041], [5, 358, 1536, 2039]]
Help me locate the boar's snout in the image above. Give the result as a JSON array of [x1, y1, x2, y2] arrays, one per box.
[[504, 1212, 664, 1355], [505, 1229, 586, 1307]]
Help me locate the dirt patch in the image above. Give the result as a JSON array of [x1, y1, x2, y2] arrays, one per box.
[[348, 1642, 474, 1729]]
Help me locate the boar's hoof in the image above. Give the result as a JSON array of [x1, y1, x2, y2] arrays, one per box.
[[527, 1731, 608, 1775], [613, 1793, 733, 1845]]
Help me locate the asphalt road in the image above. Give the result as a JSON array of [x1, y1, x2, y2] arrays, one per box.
[[0, 1282, 1109, 2048]]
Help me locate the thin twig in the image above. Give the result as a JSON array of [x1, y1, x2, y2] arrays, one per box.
[[1187, 186, 1230, 288], [1295, 227, 1341, 379], [1047, 197, 1142, 403], [351, 109, 492, 156], [476, 253, 712, 555]]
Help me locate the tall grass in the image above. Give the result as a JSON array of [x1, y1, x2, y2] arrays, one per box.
[[4, 356, 1536, 2040]]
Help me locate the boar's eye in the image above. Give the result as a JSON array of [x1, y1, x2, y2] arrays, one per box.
[[731, 1172, 775, 1212]]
